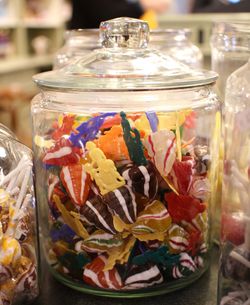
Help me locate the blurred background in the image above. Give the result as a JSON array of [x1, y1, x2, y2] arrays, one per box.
[[0, 0, 249, 146]]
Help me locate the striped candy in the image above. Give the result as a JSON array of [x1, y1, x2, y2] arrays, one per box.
[[122, 161, 158, 200], [80, 197, 117, 234], [188, 177, 210, 202], [75, 230, 123, 254], [124, 264, 163, 289], [60, 164, 90, 206], [103, 186, 137, 224], [171, 253, 197, 279], [166, 224, 190, 254], [43, 138, 82, 166], [83, 255, 123, 290], [144, 130, 176, 176], [132, 200, 172, 240]]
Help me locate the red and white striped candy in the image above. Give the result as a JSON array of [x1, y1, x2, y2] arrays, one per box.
[[83, 255, 123, 290], [60, 164, 90, 206], [43, 138, 82, 166], [144, 130, 176, 176]]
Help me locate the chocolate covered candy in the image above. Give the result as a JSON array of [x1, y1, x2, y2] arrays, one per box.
[[122, 161, 158, 200], [103, 186, 137, 224], [80, 197, 117, 234], [194, 145, 210, 175], [125, 264, 163, 289]]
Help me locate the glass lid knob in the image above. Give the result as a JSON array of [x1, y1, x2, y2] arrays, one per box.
[[100, 17, 149, 49]]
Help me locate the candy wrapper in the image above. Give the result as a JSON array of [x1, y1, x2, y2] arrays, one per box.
[[0, 128, 38, 305]]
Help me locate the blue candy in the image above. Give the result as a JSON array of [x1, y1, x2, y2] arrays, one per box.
[[69, 112, 117, 147], [146, 111, 159, 132]]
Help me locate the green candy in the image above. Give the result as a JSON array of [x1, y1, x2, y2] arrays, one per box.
[[120, 111, 147, 166], [58, 252, 91, 279], [132, 246, 180, 266]]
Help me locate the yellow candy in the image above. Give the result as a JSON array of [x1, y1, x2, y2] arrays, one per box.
[[132, 200, 172, 241], [53, 195, 89, 239], [0, 237, 21, 267], [134, 114, 151, 137], [34, 135, 54, 149], [104, 236, 136, 271], [84, 142, 125, 195]]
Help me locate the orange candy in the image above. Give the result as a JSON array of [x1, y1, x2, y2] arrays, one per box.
[[94, 125, 129, 160]]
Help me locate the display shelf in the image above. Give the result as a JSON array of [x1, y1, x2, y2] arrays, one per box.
[[0, 0, 66, 75], [0, 54, 53, 74]]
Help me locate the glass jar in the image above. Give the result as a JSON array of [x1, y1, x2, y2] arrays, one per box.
[[0, 124, 39, 304], [211, 22, 250, 99], [53, 29, 100, 69], [150, 29, 203, 69], [218, 59, 250, 305], [32, 17, 220, 297]]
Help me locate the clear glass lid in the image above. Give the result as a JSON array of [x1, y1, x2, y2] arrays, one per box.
[[34, 17, 217, 91]]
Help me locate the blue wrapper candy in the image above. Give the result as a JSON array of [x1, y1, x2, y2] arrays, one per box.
[[69, 112, 117, 147], [50, 223, 76, 243], [146, 111, 159, 133]]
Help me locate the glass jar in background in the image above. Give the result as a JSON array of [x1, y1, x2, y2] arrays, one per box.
[[150, 29, 203, 69], [32, 17, 220, 297], [218, 59, 250, 305], [53, 29, 100, 69], [211, 22, 250, 100], [0, 124, 39, 304]]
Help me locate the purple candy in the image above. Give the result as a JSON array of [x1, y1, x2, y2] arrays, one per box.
[[69, 112, 117, 147], [50, 224, 76, 243], [146, 111, 158, 133]]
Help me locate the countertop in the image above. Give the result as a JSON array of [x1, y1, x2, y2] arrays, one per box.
[[33, 247, 219, 305]]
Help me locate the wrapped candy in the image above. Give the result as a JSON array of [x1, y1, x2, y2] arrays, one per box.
[[0, 131, 38, 305]]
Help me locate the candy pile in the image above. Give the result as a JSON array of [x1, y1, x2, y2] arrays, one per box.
[[0, 156, 38, 304], [36, 111, 211, 291]]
